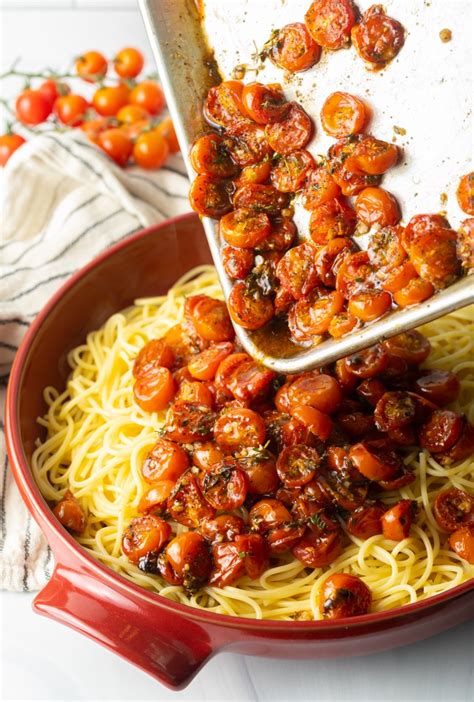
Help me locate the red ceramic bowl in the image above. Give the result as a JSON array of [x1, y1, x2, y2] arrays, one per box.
[[5, 213, 474, 690]]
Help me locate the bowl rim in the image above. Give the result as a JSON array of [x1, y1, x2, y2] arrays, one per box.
[[5, 211, 474, 633]]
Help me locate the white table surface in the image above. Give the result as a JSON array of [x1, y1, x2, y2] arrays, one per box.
[[1, 3, 473, 701]]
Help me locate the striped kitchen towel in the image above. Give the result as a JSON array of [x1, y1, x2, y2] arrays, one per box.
[[0, 129, 190, 591]]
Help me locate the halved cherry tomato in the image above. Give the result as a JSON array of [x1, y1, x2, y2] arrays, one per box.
[[175, 380, 214, 407], [290, 405, 333, 441], [276, 444, 324, 487], [215, 352, 250, 390], [199, 514, 245, 544], [165, 531, 212, 592], [457, 218, 474, 271], [209, 542, 245, 586], [92, 85, 129, 117], [0, 133, 26, 166], [315, 237, 355, 287], [75, 50, 107, 82], [249, 498, 304, 553], [227, 359, 276, 402], [204, 80, 247, 128], [374, 391, 433, 432], [192, 441, 225, 471], [189, 174, 232, 218], [220, 209, 271, 248], [270, 150, 316, 192], [214, 407, 266, 452], [381, 500, 417, 541], [348, 290, 392, 322], [321, 92, 369, 138], [242, 82, 289, 124], [347, 504, 385, 539], [349, 440, 401, 481], [301, 166, 341, 210], [345, 136, 399, 175], [309, 197, 357, 244], [328, 312, 358, 338], [355, 187, 401, 226], [336, 251, 375, 298], [225, 122, 272, 167], [270, 22, 321, 72], [352, 5, 405, 69], [165, 401, 215, 443], [141, 438, 189, 483], [228, 281, 274, 330], [238, 447, 280, 495], [368, 225, 407, 270], [53, 490, 85, 533], [305, 0, 356, 50], [344, 344, 388, 378], [276, 243, 320, 299], [334, 359, 358, 391], [439, 421, 474, 465], [190, 133, 238, 178], [289, 289, 345, 339], [16, 89, 52, 125], [122, 514, 171, 563], [405, 227, 459, 289], [319, 573, 371, 619], [114, 47, 144, 79], [201, 458, 249, 510], [393, 277, 435, 307], [222, 245, 254, 279], [186, 295, 235, 342], [288, 373, 342, 414], [265, 103, 313, 154], [236, 159, 272, 185], [130, 80, 165, 115], [138, 480, 175, 514], [233, 183, 289, 214], [414, 370, 460, 406], [449, 525, 474, 564], [257, 217, 297, 252], [167, 470, 215, 527], [383, 330, 431, 365], [133, 339, 175, 377], [292, 529, 343, 567], [234, 533, 269, 577], [419, 410, 464, 453], [433, 488, 474, 533], [380, 260, 418, 294], [54, 94, 89, 126], [456, 172, 474, 216], [188, 342, 233, 381], [134, 366, 175, 412]]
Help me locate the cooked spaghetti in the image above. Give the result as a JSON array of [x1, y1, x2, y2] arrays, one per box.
[[32, 267, 474, 620]]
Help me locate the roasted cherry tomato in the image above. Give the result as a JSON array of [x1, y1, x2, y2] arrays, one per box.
[[349, 440, 401, 481], [270, 150, 316, 192], [401, 213, 451, 249], [241, 82, 289, 124], [456, 218, 474, 272], [419, 410, 464, 453], [133, 366, 175, 412], [122, 514, 171, 563], [380, 260, 418, 294], [456, 172, 474, 216], [348, 290, 392, 322], [346, 504, 385, 539], [215, 352, 250, 390], [352, 5, 405, 69], [199, 514, 245, 544], [305, 0, 356, 50], [335, 251, 375, 298], [289, 289, 345, 340], [114, 47, 144, 79], [201, 458, 249, 510], [404, 226, 459, 289], [319, 573, 371, 619], [355, 187, 401, 227], [53, 490, 85, 533], [292, 528, 343, 567], [374, 391, 433, 432], [228, 281, 274, 330], [368, 225, 407, 270], [290, 405, 333, 441], [188, 342, 233, 381], [222, 245, 254, 279], [276, 443, 324, 487], [227, 359, 276, 403], [345, 135, 398, 175], [214, 407, 266, 452], [192, 441, 225, 471], [238, 447, 280, 495], [165, 401, 215, 443], [344, 344, 388, 378], [328, 312, 358, 338], [301, 166, 341, 210], [433, 488, 474, 533], [186, 295, 235, 342], [209, 542, 246, 586], [288, 373, 342, 414], [175, 380, 214, 407], [0, 133, 25, 166], [220, 209, 271, 248], [204, 80, 247, 128], [321, 92, 369, 138], [225, 122, 272, 167], [309, 197, 357, 244], [315, 237, 355, 287], [167, 470, 215, 527], [138, 480, 175, 514], [16, 89, 52, 125], [189, 174, 232, 218], [190, 133, 238, 178], [265, 103, 313, 155], [233, 183, 289, 214], [75, 50, 107, 82], [276, 243, 320, 300], [381, 500, 417, 541], [449, 525, 474, 564], [438, 421, 474, 465], [249, 498, 304, 553], [414, 370, 460, 406], [236, 159, 272, 185], [141, 438, 189, 483], [270, 22, 321, 72], [164, 532, 212, 593], [383, 330, 431, 365]]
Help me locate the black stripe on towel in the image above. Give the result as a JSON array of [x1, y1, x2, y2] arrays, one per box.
[[5, 271, 74, 303]]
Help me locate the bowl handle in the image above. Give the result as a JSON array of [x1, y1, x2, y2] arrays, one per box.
[[33, 563, 215, 690]]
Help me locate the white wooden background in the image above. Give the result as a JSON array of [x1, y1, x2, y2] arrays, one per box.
[[1, 2, 473, 701]]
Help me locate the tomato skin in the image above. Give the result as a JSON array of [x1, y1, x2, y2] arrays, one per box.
[[209, 542, 245, 586], [456, 172, 474, 216], [141, 438, 189, 483], [348, 290, 392, 322], [133, 129, 169, 169], [220, 209, 271, 248], [319, 573, 371, 619], [270, 150, 316, 192], [381, 500, 417, 541], [270, 22, 321, 72], [383, 331, 431, 365], [204, 80, 247, 128], [92, 85, 129, 117], [276, 444, 324, 487], [419, 410, 464, 453], [305, 0, 356, 50], [347, 504, 385, 539], [165, 401, 215, 443], [133, 366, 175, 412], [97, 128, 133, 167], [292, 529, 343, 567], [228, 281, 274, 330], [321, 92, 369, 138], [349, 440, 401, 482], [414, 370, 460, 406], [165, 532, 212, 593], [190, 133, 238, 178], [138, 480, 175, 514], [53, 490, 85, 533], [433, 488, 474, 533], [0, 133, 25, 166], [187, 295, 235, 343], [188, 342, 233, 381], [130, 80, 165, 115], [214, 407, 266, 453], [355, 187, 401, 227], [16, 89, 52, 125], [199, 514, 245, 544], [301, 167, 341, 210], [167, 470, 215, 527], [352, 5, 405, 69], [309, 197, 357, 244], [201, 458, 249, 510], [75, 50, 107, 82], [114, 47, 144, 79], [276, 243, 320, 300], [449, 525, 474, 564], [241, 82, 289, 124], [265, 103, 313, 155], [122, 514, 171, 564]]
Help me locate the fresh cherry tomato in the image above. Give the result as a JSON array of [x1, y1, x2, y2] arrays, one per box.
[[53, 94, 89, 127], [289, 289, 345, 340], [349, 440, 401, 481], [347, 504, 385, 539], [222, 245, 254, 279], [204, 80, 247, 128], [290, 405, 333, 441], [16, 89, 52, 125], [186, 295, 234, 342], [393, 277, 435, 307], [456, 172, 474, 216], [276, 443, 324, 487], [130, 80, 165, 115], [201, 458, 249, 510], [270, 149, 316, 192], [220, 209, 271, 248], [228, 281, 274, 330], [189, 175, 232, 218], [383, 330, 431, 365], [319, 573, 371, 619], [165, 401, 215, 443], [355, 187, 401, 226], [433, 488, 474, 533], [114, 47, 144, 79], [265, 102, 313, 154], [301, 166, 341, 210], [53, 490, 85, 533], [122, 514, 171, 563], [241, 82, 289, 124], [133, 339, 174, 377], [80, 117, 112, 144], [352, 5, 405, 69], [345, 135, 399, 175], [381, 500, 417, 541], [133, 128, 169, 169], [213, 407, 266, 452], [117, 104, 150, 124], [321, 92, 369, 138], [167, 470, 215, 527], [97, 128, 133, 166], [164, 532, 212, 592], [156, 116, 180, 153], [419, 410, 464, 453], [344, 344, 388, 378], [276, 243, 320, 299], [38, 79, 70, 109], [92, 84, 129, 117], [270, 22, 321, 72], [449, 525, 474, 564], [348, 289, 392, 322], [141, 438, 189, 483], [75, 50, 107, 82], [190, 133, 238, 178], [0, 133, 25, 166], [305, 0, 356, 50], [292, 529, 343, 567], [414, 370, 460, 406]]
